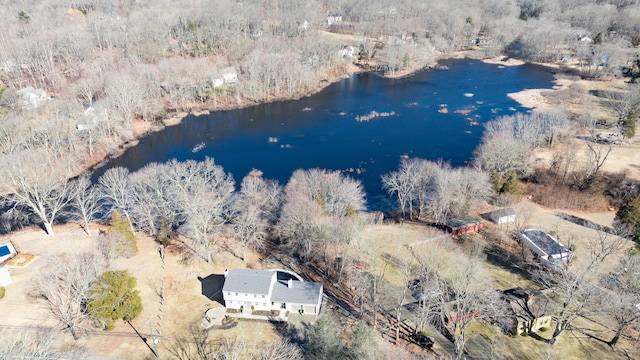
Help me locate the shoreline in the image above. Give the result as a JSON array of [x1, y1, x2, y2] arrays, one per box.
[[86, 51, 586, 174]]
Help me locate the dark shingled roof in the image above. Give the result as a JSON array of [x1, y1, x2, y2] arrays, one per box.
[[488, 208, 516, 220], [520, 229, 569, 257], [445, 216, 483, 230]]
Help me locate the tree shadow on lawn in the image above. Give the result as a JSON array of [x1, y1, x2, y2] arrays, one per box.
[[483, 245, 537, 284]]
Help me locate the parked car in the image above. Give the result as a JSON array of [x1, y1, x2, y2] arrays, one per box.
[[410, 332, 434, 349]]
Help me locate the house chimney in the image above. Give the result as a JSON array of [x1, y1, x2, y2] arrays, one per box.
[[287, 279, 293, 288], [224, 269, 228, 278]]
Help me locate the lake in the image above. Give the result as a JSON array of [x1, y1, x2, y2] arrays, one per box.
[[94, 58, 555, 208]]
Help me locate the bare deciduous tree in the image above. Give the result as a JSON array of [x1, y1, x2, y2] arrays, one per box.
[[603, 83, 640, 122], [584, 140, 612, 179], [437, 255, 501, 359], [97, 166, 134, 227], [277, 169, 365, 262], [474, 133, 532, 177], [70, 174, 101, 235], [172, 158, 235, 263], [277, 189, 327, 262], [231, 172, 282, 261], [129, 162, 178, 237], [384, 158, 492, 222], [165, 324, 303, 360], [30, 251, 105, 340], [535, 227, 628, 345], [0, 150, 79, 236], [0, 328, 84, 359]]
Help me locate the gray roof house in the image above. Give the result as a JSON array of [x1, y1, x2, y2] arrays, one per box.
[[222, 269, 323, 318]]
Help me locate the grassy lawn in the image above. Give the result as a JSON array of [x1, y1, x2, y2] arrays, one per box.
[[356, 220, 640, 359], [464, 320, 632, 360]]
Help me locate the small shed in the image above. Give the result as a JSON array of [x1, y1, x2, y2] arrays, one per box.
[[487, 208, 516, 225], [444, 216, 483, 235]]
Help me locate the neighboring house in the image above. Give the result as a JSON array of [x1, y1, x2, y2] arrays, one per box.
[[444, 216, 484, 235], [15, 87, 51, 109], [77, 101, 108, 131], [487, 208, 516, 225], [327, 12, 342, 26], [518, 229, 572, 269], [211, 67, 238, 88], [211, 77, 224, 88], [338, 45, 355, 59], [221, 67, 238, 84], [222, 269, 323, 316], [298, 20, 308, 32], [501, 288, 551, 335]]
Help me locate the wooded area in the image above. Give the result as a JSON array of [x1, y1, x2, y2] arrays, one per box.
[[2, 0, 640, 359]]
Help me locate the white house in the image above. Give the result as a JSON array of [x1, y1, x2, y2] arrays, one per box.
[[211, 67, 238, 88], [77, 101, 108, 131], [221, 67, 238, 84], [327, 13, 342, 26], [338, 45, 355, 59], [488, 208, 516, 225], [0, 267, 11, 286], [518, 229, 572, 269], [222, 269, 323, 316], [15, 87, 51, 109]]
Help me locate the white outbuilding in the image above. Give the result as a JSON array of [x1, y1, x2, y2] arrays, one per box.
[[488, 208, 516, 224]]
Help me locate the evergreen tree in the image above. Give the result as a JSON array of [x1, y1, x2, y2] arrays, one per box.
[[305, 316, 345, 360], [345, 321, 375, 359], [622, 107, 638, 139], [500, 170, 520, 195], [108, 211, 138, 257], [87, 270, 143, 330], [616, 195, 640, 242]]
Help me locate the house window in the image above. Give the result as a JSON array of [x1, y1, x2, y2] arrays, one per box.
[[254, 294, 257, 298], [261, 295, 265, 299], [235, 293, 238, 296]]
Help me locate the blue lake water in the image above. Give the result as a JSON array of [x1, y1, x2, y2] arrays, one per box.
[[94, 59, 555, 207]]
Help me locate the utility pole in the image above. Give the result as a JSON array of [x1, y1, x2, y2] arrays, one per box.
[[146, 317, 159, 358]]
